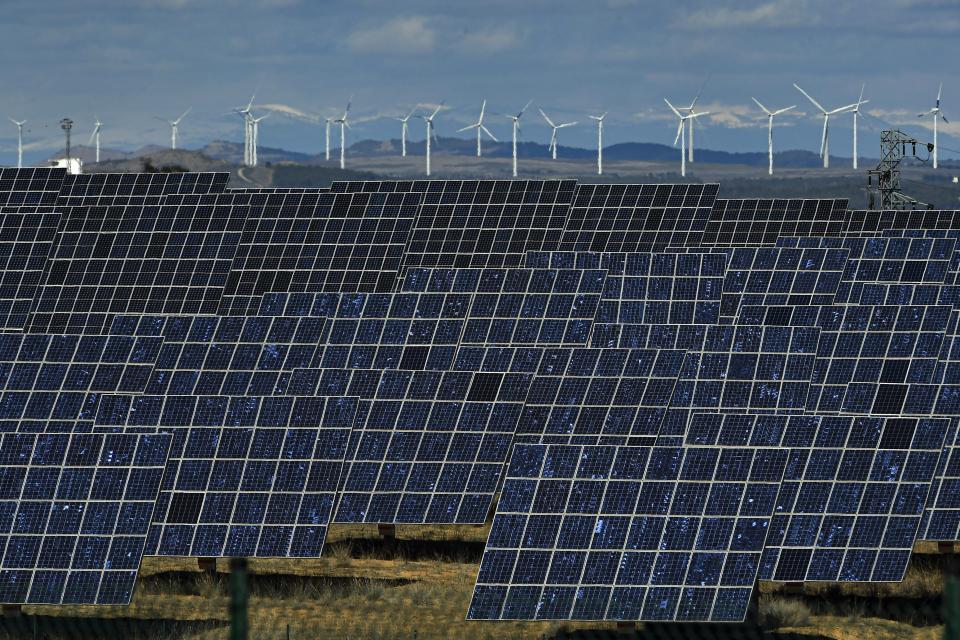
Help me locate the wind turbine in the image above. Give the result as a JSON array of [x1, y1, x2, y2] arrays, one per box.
[[395, 107, 418, 157], [235, 94, 255, 166], [793, 84, 859, 169], [333, 97, 352, 170], [538, 108, 577, 160], [457, 100, 497, 157], [681, 80, 708, 162], [158, 107, 191, 150], [250, 113, 268, 167], [751, 98, 795, 175], [849, 85, 869, 170], [588, 112, 606, 175], [422, 102, 443, 176], [89, 117, 103, 164], [9, 119, 26, 168], [506, 100, 533, 178], [919, 83, 949, 169], [664, 98, 710, 178]]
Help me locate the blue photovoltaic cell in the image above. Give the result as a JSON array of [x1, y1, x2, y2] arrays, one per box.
[[557, 184, 719, 252], [702, 198, 848, 246], [93, 394, 358, 558], [659, 324, 820, 445], [843, 210, 960, 236], [683, 414, 950, 582], [287, 358, 537, 525], [0, 431, 171, 604], [719, 247, 849, 322], [513, 348, 683, 446], [468, 442, 788, 622], [107, 314, 328, 395]]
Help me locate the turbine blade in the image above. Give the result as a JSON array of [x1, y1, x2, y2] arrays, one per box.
[[772, 105, 797, 116], [938, 82, 943, 103], [820, 116, 828, 157], [517, 99, 533, 118], [457, 124, 477, 133], [751, 97, 771, 115], [479, 100, 486, 122], [690, 74, 710, 109], [558, 122, 577, 128], [942, 114, 949, 124], [178, 106, 192, 122], [793, 83, 826, 114], [673, 120, 683, 146], [538, 108, 555, 128], [430, 101, 444, 119], [858, 83, 865, 104], [664, 98, 682, 118], [481, 125, 498, 142]]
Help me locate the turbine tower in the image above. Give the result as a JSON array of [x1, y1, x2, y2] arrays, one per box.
[[395, 107, 417, 157], [333, 97, 351, 170], [457, 100, 497, 157], [588, 112, 606, 175], [89, 117, 103, 164], [793, 83, 858, 169], [506, 100, 533, 178], [9, 119, 26, 168], [250, 113, 268, 167], [159, 107, 191, 150], [919, 83, 949, 169], [235, 94, 255, 166], [681, 82, 707, 163], [664, 98, 709, 178], [422, 102, 443, 177], [751, 98, 795, 175], [538, 108, 577, 160], [324, 117, 334, 161], [849, 85, 869, 170]]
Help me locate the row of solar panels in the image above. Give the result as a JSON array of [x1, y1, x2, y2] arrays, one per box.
[[4, 169, 960, 623]]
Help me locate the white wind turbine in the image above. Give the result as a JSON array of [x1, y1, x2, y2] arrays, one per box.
[[458, 100, 498, 157], [538, 108, 577, 160], [588, 112, 607, 175], [422, 102, 444, 176], [751, 98, 795, 175], [9, 119, 26, 168], [793, 84, 859, 169], [849, 85, 869, 170], [680, 80, 708, 162], [158, 107, 191, 150], [664, 98, 710, 178], [234, 94, 255, 166], [395, 107, 417, 157], [333, 97, 352, 170], [919, 83, 949, 169], [506, 100, 533, 178], [250, 113, 268, 167], [89, 117, 103, 164]]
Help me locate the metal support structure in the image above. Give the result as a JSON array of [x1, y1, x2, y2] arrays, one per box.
[[866, 129, 934, 210], [229, 557, 249, 640], [59, 118, 73, 167]]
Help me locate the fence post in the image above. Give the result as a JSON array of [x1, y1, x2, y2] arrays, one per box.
[[230, 557, 249, 640]]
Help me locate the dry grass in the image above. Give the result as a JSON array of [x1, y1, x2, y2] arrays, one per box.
[[759, 555, 944, 599], [758, 595, 812, 629]]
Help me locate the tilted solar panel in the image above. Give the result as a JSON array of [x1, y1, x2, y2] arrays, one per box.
[[558, 184, 719, 252], [93, 395, 358, 558], [682, 414, 950, 582], [468, 442, 788, 622], [0, 431, 171, 604]]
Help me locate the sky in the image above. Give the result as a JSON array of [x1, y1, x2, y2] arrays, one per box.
[[1, 0, 959, 162]]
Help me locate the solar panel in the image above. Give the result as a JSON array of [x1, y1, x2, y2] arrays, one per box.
[[0, 168, 66, 207], [288, 362, 536, 525], [0, 431, 171, 604], [217, 190, 421, 314], [522, 252, 726, 348], [702, 199, 848, 246], [0, 333, 164, 433], [804, 304, 951, 413], [683, 414, 951, 582], [844, 210, 960, 236], [28, 186, 246, 334], [514, 348, 684, 446], [558, 184, 719, 252], [93, 394, 358, 558], [258, 292, 466, 371], [719, 247, 849, 322], [468, 442, 788, 622], [659, 324, 820, 446]]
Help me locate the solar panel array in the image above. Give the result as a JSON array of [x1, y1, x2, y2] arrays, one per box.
[[4, 168, 960, 622]]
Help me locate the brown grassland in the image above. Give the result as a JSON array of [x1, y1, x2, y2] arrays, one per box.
[[1, 528, 953, 639]]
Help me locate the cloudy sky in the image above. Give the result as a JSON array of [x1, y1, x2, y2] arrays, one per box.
[[2, 0, 958, 161]]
